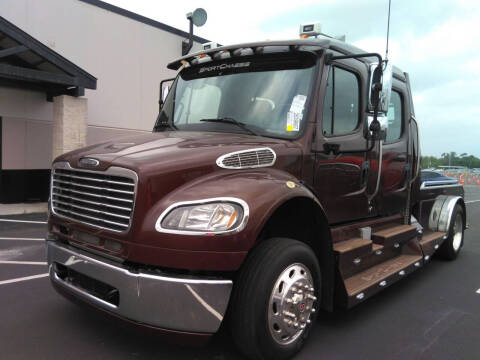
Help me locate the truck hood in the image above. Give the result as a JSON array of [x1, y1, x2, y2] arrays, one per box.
[[52, 131, 304, 264], [57, 131, 300, 169], [56, 131, 303, 202]]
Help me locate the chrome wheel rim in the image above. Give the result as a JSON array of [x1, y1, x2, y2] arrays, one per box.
[[268, 263, 316, 345], [452, 213, 463, 251]]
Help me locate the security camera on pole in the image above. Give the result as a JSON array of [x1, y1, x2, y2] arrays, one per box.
[[182, 8, 207, 56]]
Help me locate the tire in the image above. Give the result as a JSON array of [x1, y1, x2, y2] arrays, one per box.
[[437, 204, 464, 260], [228, 238, 321, 360]]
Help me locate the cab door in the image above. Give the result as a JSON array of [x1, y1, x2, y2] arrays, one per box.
[[314, 59, 372, 224]]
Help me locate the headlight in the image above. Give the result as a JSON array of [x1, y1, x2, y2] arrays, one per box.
[[156, 198, 248, 235]]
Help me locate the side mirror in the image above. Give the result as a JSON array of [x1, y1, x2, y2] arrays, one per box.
[[162, 85, 170, 103], [368, 62, 393, 114], [158, 77, 175, 111]]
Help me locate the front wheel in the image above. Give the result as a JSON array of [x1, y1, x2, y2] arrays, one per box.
[[228, 238, 321, 360], [438, 204, 464, 260]]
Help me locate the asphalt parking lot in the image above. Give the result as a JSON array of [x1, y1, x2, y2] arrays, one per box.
[[1, 187, 480, 360]]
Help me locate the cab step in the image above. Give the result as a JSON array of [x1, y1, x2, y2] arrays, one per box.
[[344, 253, 423, 307], [419, 231, 447, 258], [333, 237, 372, 258], [372, 224, 418, 247], [334, 237, 401, 278]]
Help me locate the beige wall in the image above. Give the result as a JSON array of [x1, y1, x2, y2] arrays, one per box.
[[2, 117, 53, 170], [0, 0, 205, 169], [87, 125, 149, 146], [0, 88, 54, 169]]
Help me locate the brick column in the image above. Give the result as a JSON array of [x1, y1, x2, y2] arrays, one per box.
[[52, 95, 88, 160]]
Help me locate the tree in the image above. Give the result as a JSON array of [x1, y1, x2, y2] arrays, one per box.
[[421, 153, 480, 171]]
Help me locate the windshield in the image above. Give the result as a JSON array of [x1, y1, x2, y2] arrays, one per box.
[[155, 53, 317, 139]]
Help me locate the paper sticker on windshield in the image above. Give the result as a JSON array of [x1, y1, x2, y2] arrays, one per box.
[[290, 95, 307, 113], [286, 111, 301, 132], [286, 95, 307, 132]]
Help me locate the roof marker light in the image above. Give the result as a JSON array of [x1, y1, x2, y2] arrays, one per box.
[[203, 42, 218, 50], [299, 22, 322, 38]]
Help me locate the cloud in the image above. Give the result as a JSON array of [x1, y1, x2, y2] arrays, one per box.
[[105, 0, 480, 156], [104, 0, 319, 44]]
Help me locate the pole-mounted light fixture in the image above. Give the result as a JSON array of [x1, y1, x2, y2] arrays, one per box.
[[182, 8, 207, 56]]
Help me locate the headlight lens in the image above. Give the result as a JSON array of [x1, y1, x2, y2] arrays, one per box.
[[161, 202, 244, 232]]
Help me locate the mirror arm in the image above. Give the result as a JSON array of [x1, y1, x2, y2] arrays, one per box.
[[325, 52, 383, 65]]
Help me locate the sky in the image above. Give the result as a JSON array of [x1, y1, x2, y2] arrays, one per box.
[[105, 0, 480, 157]]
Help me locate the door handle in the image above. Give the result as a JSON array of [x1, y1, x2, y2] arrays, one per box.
[[360, 161, 370, 188], [403, 163, 411, 187]]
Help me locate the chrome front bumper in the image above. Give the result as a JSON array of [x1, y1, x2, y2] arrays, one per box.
[[47, 240, 232, 333]]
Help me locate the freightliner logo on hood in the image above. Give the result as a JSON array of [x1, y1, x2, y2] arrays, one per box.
[[199, 62, 251, 73]]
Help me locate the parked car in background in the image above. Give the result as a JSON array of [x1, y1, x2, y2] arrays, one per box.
[[420, 170, 459, 188]]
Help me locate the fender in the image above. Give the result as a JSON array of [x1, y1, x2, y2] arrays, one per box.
[[428, 195, 466, 233], [139, 168, 335, 310], [141, 168, 331, 253]]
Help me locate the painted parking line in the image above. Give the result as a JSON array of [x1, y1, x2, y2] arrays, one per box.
[[0, 261, 47, 265], [185, 284, 223, 321], [0, 219, 47, 224], [0, 273, 49, 286], [477, 289, 480, 294], [0, 237, 44, 241], [466, 200, 480, 204]]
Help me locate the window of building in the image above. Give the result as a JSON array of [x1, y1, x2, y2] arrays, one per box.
[[322, 67, 359, 136], [386, 90, 403, 142]]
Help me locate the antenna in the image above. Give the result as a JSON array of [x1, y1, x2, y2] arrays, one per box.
[[385, 0, 392, 62]]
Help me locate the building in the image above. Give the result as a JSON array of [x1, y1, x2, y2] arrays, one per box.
[[0, 0, 208, 203]]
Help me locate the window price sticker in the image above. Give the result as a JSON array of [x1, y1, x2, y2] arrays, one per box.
[[286, 111, 301, 132], [286, 95, 307, 132]]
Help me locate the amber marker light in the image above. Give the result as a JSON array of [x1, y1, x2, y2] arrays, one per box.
[[227, 209, 238, 229]]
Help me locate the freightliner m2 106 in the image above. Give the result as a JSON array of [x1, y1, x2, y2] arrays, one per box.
[[46, 24, 466, 360]]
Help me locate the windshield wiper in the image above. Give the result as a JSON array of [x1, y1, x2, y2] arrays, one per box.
[[200, 117, 259, 136]]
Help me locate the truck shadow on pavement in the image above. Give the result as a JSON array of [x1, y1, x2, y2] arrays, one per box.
[[58, 257, 451, 360]]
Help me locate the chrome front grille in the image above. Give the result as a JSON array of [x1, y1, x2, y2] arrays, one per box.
[[216, 147, 276, 169], [51, 162, 137, 233]]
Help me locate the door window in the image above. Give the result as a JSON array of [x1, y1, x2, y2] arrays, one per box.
[[386, 90, 403, 142], [322, 67, 359, 136]]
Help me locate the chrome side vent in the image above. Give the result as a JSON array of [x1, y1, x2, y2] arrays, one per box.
[[216, 148, 276, 169]]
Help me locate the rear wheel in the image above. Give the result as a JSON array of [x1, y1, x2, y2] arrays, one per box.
[[229, 238, 321, 360], [438, 204, 464, 260]]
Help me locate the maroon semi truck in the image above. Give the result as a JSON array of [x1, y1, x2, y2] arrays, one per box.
[[46, 32, 466, 360]]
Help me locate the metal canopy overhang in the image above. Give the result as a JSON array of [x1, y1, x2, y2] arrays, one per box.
[[0, 16, 97, 100]]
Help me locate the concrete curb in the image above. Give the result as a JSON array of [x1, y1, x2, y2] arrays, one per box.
[[0, 203, 48, 216]]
